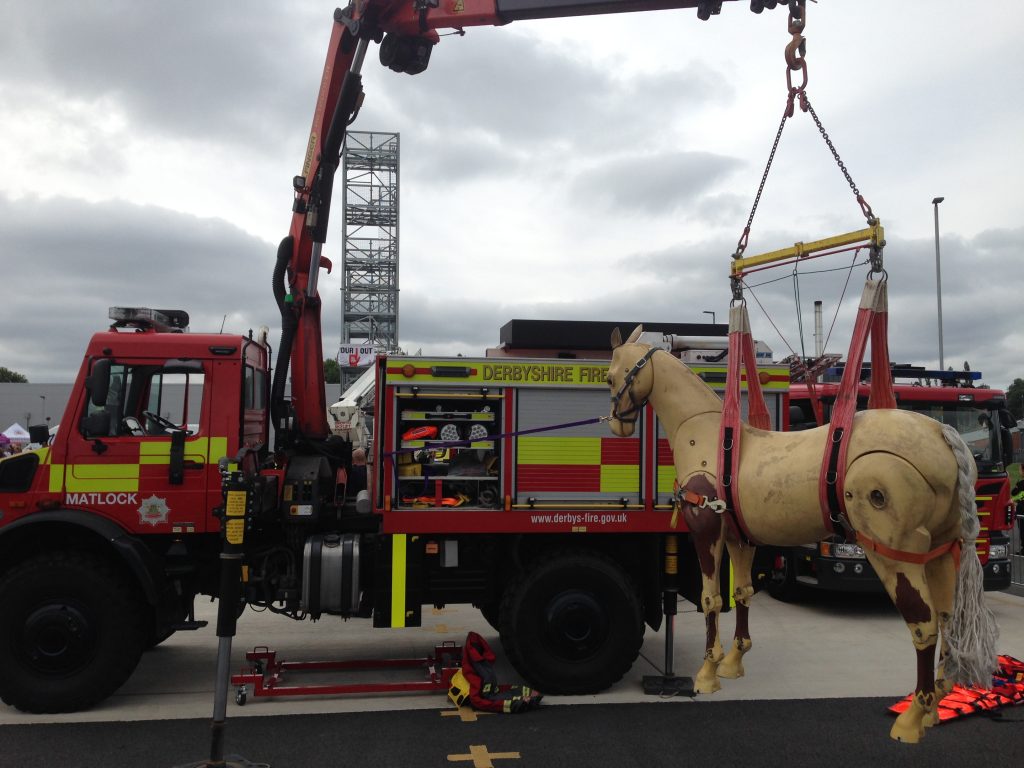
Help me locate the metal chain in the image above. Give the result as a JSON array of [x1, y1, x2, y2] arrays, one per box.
[[734, 0, 875, 261], [733, 1, 804, 260], [733, 109, 788, 259], [806, 96, 854, 194]]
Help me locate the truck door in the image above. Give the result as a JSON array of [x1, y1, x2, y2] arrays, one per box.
[[59, 359, 215, 533]]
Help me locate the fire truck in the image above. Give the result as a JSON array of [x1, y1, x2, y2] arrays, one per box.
[[0, 311, 787, 713], [758, 364, 1016, 600], [0, 1, 794, 713]]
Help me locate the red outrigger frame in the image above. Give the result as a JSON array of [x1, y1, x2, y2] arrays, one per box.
[[230, 643, 462, 705]]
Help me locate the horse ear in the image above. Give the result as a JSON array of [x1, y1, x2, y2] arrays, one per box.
[[610, 327, 623, 348], [626, 325, 643, 344]]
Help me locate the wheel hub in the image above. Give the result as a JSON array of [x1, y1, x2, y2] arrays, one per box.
[[21, 602, 95, 674], [543, 590, 608, 659]]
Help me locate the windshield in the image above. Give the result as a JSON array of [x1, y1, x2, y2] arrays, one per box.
[[900, 402, 1009, 471]]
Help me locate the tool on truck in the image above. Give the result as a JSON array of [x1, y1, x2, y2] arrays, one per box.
[[756, 364, 1017, 601], [0, 0, 795, 713]]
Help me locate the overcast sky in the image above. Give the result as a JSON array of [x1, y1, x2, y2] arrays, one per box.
[[1, 1, 1022, 391]]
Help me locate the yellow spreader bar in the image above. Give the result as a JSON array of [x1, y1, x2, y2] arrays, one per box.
[[731, 222, 884, 276]]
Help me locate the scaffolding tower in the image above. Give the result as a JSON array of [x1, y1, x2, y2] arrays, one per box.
[[340, 131, 399, 393]]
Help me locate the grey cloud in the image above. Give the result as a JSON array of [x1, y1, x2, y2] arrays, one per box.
[[0, 195, 283, 381], [570, 151, 742, 214], [371, 29, 731, 156], [1, 1, 730, 159], [2, 2, 733, 193], [0, 1, 324, 148], [5, 192, 1018, 392], [972, 227, 1024, 253], [399, 132, 523, 185]]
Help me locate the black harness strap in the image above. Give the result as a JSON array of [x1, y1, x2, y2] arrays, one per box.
[[611, 348, 658, 424]]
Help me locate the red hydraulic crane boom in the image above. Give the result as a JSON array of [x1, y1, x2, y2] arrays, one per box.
[[273, 0, 786, 444]]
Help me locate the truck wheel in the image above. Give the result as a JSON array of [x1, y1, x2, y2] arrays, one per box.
[[0, 551, 147, 713], [146, 627, 176, 650], [498, 549, 643, 694], [476, 602, 501, 632], [764, 549, 803, 603]]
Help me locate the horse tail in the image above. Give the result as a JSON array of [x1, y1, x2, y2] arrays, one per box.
[[941, 423, 999, 685]]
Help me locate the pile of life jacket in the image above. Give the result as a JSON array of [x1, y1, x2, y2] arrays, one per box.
[[448, 632, 543, 714], [889, 654, 1024, 723]]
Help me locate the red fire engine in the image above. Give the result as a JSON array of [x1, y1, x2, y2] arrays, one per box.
[[758, 364, 1016, 600], [0, 1, 792, 713]]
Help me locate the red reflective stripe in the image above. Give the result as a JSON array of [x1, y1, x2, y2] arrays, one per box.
[[600, 438, 640, 464], [517, 465, 600, 492]]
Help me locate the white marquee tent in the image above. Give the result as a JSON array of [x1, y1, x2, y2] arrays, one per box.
[[2, 423, 31, 443]]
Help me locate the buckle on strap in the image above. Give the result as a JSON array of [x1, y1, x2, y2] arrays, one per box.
[[675, 488, 727, 514]]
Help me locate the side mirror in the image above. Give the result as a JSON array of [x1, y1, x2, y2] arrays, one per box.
[[88, 358, 112, 407]]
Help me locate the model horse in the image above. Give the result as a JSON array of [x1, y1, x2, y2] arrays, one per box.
[[607, 325, 997, 743]]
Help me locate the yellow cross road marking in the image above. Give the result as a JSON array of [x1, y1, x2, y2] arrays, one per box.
[[420, 623, 463, 634], [442, 707, 494, 722], [447, 744, 520, 766]]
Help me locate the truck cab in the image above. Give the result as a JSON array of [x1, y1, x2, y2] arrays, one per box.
[[0, 308, 270, 712]]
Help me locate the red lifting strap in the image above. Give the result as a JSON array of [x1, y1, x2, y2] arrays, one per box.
[[717, 304, 771, 546], [818, 278, 896, 537], [857, 531, 962, 569]]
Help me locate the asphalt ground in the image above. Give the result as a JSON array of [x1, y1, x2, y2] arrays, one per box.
[[2, 589, 1023, 767]]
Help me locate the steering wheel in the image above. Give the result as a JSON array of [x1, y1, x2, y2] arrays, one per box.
[[121, 416, 146, 437], [143, 411, 181, 433]]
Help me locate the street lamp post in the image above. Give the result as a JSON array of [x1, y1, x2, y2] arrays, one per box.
[[932, 196, 945, 370], [703, 310, 716, 325], [39, 395, 46, 422]]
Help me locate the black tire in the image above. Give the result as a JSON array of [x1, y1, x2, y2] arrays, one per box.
[[477, 602, 501, 632], [764, 549, 804, 603], [0, 551, 147, 713], [145, 627, 176, 650], [498, 549, 643, 695]]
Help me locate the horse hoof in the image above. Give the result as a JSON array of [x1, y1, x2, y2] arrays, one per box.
[[718, 660, 744, 679], [694, 676, 721, 694], [889, 721, 924, 744]]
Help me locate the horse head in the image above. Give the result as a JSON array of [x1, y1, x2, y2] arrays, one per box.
[[607, 324, 656, 437]]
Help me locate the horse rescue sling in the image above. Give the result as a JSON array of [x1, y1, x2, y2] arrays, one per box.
[[722, 261, 961, 565], [447, 632, 542, 714], [716, 1, 961, 567]]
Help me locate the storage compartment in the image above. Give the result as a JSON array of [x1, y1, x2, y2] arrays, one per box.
[[301, 533, 361, 617], [393, 394, 501, 509]]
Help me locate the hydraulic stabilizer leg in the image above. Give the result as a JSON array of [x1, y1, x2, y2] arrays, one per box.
[[173, 462, 269, 768], [643, 534, 694, 696]]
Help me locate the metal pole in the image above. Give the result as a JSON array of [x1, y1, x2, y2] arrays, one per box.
[[813, 300, 823, 358], [932, 197, 945, 370], [703, 310, 716, 325]]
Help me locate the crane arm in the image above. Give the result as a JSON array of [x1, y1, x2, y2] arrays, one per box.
[[276, 0, 782, 444]]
